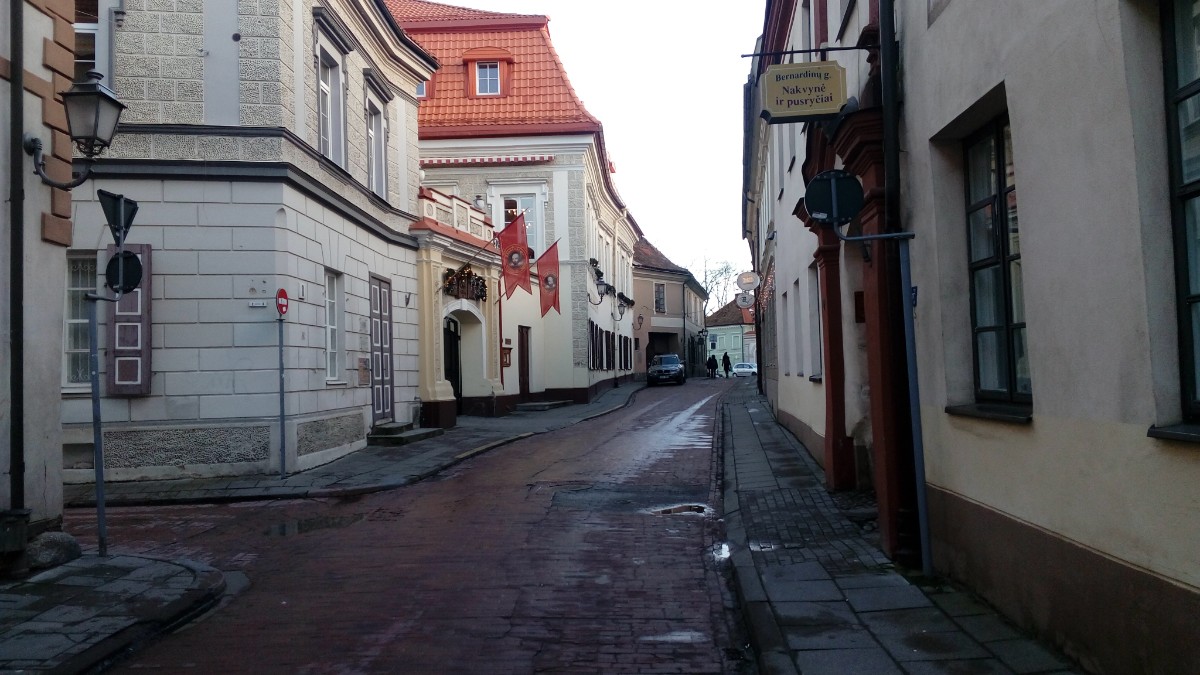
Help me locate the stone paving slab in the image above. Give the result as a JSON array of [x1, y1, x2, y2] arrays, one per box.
[[718, 381, 1083, 675]]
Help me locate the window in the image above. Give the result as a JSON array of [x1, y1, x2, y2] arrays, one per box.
[[416, 81, 427, 98], [1167, 0, 1200, 417], [366, 99, 386, 197], [476, 61, 500, 95], [74, 0, 99, 81], [64, 253, 96, 386], [317, 46, 345, 165], [325, 271, 342, 380], [654, 283, 666, 313], [808, 264, 823, 377], [503, 194, 539, 253], [965, 118, 1029, 402]]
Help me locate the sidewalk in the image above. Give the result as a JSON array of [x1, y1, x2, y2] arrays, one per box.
[[2, 379, 1084, 674], [720, 380, 1081, 675]]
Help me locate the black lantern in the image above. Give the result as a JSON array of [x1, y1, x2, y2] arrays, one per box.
[[24, 71, 125, 190]]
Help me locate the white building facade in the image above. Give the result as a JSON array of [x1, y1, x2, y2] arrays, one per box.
[[62, 0, 436, 480]]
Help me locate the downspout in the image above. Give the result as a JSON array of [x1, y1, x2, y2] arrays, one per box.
[[9, 0, 27, 512]]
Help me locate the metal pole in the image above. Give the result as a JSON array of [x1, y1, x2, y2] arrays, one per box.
[[898, 239, 932, 577], [87, 295, 108, 557], [278, 316, 286, 479]]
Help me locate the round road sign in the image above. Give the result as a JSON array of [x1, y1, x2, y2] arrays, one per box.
[[276, 288, 289, 315]]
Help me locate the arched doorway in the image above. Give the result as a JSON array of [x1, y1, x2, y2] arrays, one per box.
[[443, 316, 461, 413]]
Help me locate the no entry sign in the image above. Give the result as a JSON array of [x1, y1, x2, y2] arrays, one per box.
[[276, 288, 289, 315]]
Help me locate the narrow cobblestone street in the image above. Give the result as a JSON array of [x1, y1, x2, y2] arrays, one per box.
[[64, 380, 749, 674]]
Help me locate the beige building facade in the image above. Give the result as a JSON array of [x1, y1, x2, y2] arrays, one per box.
[[3, 0, 79, 549], [903, 2, 1197, 671]]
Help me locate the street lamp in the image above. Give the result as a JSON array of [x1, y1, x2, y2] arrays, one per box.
[[23, 71, 125, 190]]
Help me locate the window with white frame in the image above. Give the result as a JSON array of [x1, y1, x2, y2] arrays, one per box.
[[502, 193, 540, 254], [366, 98, 386, 197], [808, 263, 823, 377], [64, 253, 96, 386], [476, 61, 500, 95], [317, 45, 345, 166], [416, 80, 427, 98], [74, 0, 99, 82], [325, 270, 343, 380]]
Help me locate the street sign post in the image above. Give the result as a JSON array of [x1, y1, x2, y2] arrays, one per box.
[[89, 191, 139, 557], [276, 289, 288, 478]]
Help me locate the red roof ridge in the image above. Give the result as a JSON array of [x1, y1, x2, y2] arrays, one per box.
[[384, 0, 546, 29]]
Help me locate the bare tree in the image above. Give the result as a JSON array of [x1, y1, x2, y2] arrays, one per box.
[[701, 260, 737, 314]]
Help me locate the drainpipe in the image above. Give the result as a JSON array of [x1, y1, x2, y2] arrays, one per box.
[[879, 0, 933, 577], [9, 0, 27, 513]]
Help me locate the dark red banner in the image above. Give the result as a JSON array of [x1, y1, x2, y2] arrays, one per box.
[[499, 213, 531, 299], [538, 239, 561, 317]]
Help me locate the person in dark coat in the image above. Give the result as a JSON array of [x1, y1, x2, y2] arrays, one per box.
[[722, 352, 732, 378], [706, 355, 718, 378]]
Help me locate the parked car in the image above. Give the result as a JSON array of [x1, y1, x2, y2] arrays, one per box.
[[732, 362, 758, 377], [647, 354, 686, 386]]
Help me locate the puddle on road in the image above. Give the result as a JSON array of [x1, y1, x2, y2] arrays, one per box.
[[639, 630, 708, 644], [711, 543, 731, 562], [646, 503, 711, 516], [265, 513, 365, 537]]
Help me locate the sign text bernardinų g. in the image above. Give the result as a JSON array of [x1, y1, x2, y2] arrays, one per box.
[[760, 61, 848, 124]]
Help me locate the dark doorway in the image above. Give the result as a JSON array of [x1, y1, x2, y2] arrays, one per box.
[[518, 325, 531, 396], [444, 316, 462, 413], [369, 276, 394, 425]]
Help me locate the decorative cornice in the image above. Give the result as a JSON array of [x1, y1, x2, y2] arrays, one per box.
[[89, 159, 420, 250], [314, 6, 361, 55]]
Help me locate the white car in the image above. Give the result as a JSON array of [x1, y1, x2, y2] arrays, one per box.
[[732, 362, 757, 377]]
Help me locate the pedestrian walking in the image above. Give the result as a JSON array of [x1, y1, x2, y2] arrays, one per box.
[[706, 355, 718, 378], [722, 352, 732, 378]]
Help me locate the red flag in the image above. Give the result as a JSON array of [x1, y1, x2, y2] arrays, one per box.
[[537, 240, 561, 317], [498, 213, 531, 299]]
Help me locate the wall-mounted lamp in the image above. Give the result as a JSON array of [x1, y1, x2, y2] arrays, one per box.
[[473, 195, 485, 210], [636, 313, 644, 330], [616, 303, 627, 319], [23, 71, 125, 190]]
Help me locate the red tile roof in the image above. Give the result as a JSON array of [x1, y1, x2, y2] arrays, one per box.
[[707, 299, 753, 327], [385, 0, 601, 139], [633, 238, 687, 274]]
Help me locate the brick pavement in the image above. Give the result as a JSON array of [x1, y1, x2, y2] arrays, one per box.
[[4, 378, 1088, 673]]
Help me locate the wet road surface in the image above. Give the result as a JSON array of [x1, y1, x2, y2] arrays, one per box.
[[65, 378, 750, 674]]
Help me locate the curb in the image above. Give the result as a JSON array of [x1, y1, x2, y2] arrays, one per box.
[[67, 559, 226, 675]]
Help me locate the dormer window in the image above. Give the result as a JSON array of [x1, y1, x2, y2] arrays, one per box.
[[476, 62, 500, 95], [463, 47, 513, 99], [416, 81, 427, 98]]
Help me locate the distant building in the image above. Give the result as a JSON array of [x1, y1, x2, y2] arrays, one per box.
[[704, 300, 754, 371], [631, 239, 707, 378]]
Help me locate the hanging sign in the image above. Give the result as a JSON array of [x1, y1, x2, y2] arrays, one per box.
[[760, 61, 847, 124]]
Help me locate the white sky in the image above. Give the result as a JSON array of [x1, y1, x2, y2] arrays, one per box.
[[436, 0, 766, 281]]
